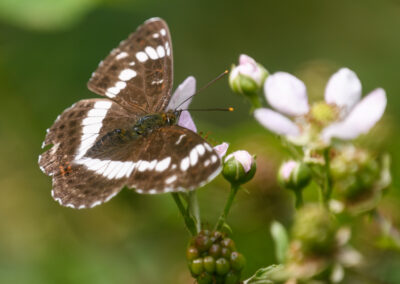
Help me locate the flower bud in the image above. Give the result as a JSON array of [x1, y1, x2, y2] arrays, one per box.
[[278, 160, 311, 190], [230, 252, 246, 271], [224, 270, 241, 284], [203, 256, 216, 273], [186, 246, 199, 261], [197, 272, 213, 284], [291, 204, 337, 255], [223, 150, 256, 185], [229, 54, 268, 96]]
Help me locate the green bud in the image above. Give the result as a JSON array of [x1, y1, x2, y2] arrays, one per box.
[[223, 151, 256, 185], [291, 204, 337, 255], [191, 258, 204, 275], [216, 258, 231, 276], [278, 160, 311, 190], [203, 256, 216, 273], [230, 252, 246, 271], [186, 246, 199, 261]]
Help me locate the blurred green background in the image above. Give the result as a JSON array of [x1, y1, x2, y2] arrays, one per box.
[[1, 0, 400, 283]]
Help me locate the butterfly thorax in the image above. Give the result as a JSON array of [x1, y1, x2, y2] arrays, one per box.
[[134, 110, 179, 135], [85, 110, 179, 157]]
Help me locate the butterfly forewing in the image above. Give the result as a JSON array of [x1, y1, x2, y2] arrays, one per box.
[[88, 18, 173, 113]]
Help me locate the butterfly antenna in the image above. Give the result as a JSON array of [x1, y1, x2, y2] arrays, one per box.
[[175, 70, 229, 110]]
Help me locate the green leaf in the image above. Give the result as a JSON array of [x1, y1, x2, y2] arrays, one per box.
[[244, 264, 284, 284], [270, 221, 289, 263]]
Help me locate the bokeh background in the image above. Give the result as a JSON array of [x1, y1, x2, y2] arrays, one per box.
[[1, 0, 400, 283]]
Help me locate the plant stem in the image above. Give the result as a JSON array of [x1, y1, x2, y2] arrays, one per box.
[[294, 190, 304, 209], [189, 190, 201, 233], [171, 193, 197, 236], [323, 148, 333, 203], [215, 183, 240, 231]]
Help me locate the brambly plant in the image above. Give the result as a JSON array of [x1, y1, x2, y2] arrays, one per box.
[[229, 54, 394, 283]]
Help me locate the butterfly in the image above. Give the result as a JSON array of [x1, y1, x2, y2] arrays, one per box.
[[38, 18, 222, 209]]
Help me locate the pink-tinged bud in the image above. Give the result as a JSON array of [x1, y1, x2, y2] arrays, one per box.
[[223, 150, 256, 185], [278, 160, 311, 190], [229, 54, 268, 97]]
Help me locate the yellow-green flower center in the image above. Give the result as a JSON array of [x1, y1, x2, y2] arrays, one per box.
[[310, 102, 338, 126]]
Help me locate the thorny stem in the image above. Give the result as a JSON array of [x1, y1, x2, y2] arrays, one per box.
[[171, 193, 197, 236], [215, 183, 240, 230], [189, 190, 201, 234]]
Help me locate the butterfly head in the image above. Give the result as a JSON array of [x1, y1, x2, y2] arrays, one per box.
[[163, 110, 181, 125]]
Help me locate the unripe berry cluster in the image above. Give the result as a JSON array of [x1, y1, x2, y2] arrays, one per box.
[[187, 230, 246, 284]]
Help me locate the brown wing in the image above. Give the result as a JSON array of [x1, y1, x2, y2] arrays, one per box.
[[38, 99, 141, 208], [87, 18, 173, 113]]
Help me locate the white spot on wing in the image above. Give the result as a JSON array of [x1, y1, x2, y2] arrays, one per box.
[[166, 175, 177, 184], [180, 157, 190, 171], [160, 28, 166, 36], [156, 45, 165, 58], [211, 155, 218, 163], [145, 46, 158, 60], [203, 142, 213, 152], [190, 148, 198, 166], [116, 51, 128, 60], [196, 144, 206, 156], [90, 200, 102, 208], [156, 157, 171, 172], [152, 33, 160, 38], [136, 51, 148, 62], [175, 134, 186, 145], [119, 69, 137, 81]]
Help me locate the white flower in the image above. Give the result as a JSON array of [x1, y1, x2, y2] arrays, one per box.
[[254, 68, 387, 146]]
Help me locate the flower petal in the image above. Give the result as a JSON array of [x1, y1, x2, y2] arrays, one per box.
[[214, 142, 229, 158], [254, 108, 300, 136], [167, 76, 196, 110], [325, 68, 362, 113], [322, 88, 386, 141], [178, 110, 197, 133], [264, 72, 309, 116], [225, 150, 254, 173]]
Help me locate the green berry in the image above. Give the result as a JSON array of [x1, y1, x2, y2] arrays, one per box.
[[195, 235, 213, 252], [209, 244, 222, 258], [221, 238, 236, 250], [203, 256, 216, 273], [224, 270, 240, 284], [230, 252, 246, 271], [216, 258, 230, 276], [191, 258, 204, 275], [221, 247, 231, 259], [197, 272, 213, 284], [186, 246, 199, 261]]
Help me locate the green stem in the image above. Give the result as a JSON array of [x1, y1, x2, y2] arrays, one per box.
[[294, 190, 304, 209], [215, 183, 240, 231], [323, 148, 333, 203], [189, 190, 201, 233], [247, 92, 262, 112], [171, 193, 197, 236]]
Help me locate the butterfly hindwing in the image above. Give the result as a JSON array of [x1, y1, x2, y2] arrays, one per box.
[[39, 99, 141, 208], [128, 125, 221, 193], [88, 18, 173, 113]]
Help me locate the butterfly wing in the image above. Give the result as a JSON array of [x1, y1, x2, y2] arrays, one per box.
[[79, 125, 222, 194], [39, 99, 141, 208], [87, 17, 173, 113]]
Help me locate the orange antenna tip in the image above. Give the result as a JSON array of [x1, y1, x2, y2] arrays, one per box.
[[228, 107, 234, 112]]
